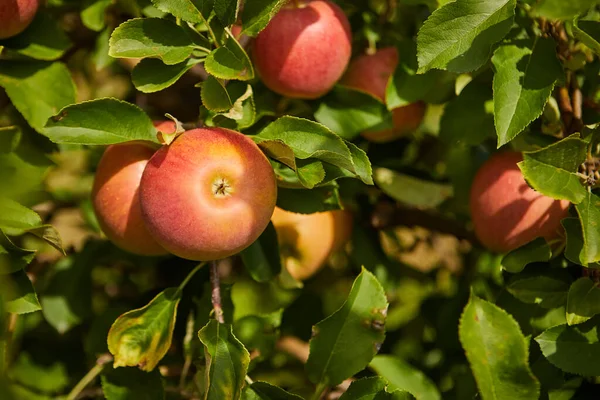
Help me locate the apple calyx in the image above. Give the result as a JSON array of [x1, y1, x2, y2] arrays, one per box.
[[157, 114, 185, 145]]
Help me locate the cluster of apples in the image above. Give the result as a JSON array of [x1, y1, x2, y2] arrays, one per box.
[[0, 0, 39, 39]]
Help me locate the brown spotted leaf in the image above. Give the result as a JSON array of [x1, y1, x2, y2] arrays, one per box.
[[108, 288, 181, 372]]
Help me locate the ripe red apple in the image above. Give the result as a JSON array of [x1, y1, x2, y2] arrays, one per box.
[[0, 0, 39, 40], [252, 0, 352, 99], [92, 121, 176, 256], [139, 127, 277, 261], [469, 151, 570, 253], [341, 47, 426, 142], [271, 208, 353, 281]]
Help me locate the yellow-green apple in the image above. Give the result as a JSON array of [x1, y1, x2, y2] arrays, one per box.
[[139, 127, 277, 261], [341, 47, 426, 142], [0, 0, 39, 39], [469, 151, 570, 253], [271, 207, 353, 281], [91, 121, 175, 256], [252, 0, 352, 99]]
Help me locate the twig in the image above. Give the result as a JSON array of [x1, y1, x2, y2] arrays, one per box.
[[66, 354, 113, 400], [210, 260, 225, 324], [557, 86, 574, 134]]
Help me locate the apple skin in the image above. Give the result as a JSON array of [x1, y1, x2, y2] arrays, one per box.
[[92, 122, 176, 256], [469, 151, 570, 253], [252, 0, 352, 99], [271, 208, 353, 281], [0, 0, 39, 39], [139, 127, 277, 261], [341, 47, 426, 142]]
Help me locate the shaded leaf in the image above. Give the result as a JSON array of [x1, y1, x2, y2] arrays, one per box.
[[150, 0, 205, 23], [0, 269, 41, 314], [306, 268, 388, 387], [132, 58, 201, 93], [535, 318, 600, 376], [44, 98, 158, 145], [370, 356, 440, 400], [276, 186, 342, 214], [0, 61, 76, 133], [417, 0, 516, 73], [501, 238, 551, 273], [573, 191, 600, 264], [506, 268, 571, 309], [101, 366, 165, 400], [459, 293, 540, 399], [198, 320, 250, 400], [242, 381, 303, 400], [562, 217, 589, 266], [202, 75, 233, 112], [566, 277, 600, 325], [573, 18, 600, 55], [240, 222, 281, 283], [0, 232, 36, 275], [338, 376, 387, 400], [533, 0, 600, 20], [0, 197, 42, 236], [108, 288, 181, 371], [492, 38, 563, 146]]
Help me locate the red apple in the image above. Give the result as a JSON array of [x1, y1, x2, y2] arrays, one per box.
[[271, 208, 353, 281], [139, 127, 277, 261], [91, 121, 176, 256], [0, 0, 39, 40], [341, 47, 426, 142], [252, 0, 352, 99], [469, 151, 570, 253]]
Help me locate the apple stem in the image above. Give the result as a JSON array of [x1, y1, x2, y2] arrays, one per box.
[[210, 260, 225, 324]]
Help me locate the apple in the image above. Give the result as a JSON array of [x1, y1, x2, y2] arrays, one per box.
[[139, 127, 277, 261], [91, 121, 176, 256], [341, 47, 426, 142], [0, 0, 39, 40], [252, 0, 352, 99], [469, 151, 570, 253], [271, 207, 353, 281]]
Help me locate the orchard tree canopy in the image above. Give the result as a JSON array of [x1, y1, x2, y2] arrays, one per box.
[[2, 0, 600, 399]]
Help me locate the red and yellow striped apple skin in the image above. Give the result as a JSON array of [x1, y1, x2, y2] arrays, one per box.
[[139, 128, 277, 261]]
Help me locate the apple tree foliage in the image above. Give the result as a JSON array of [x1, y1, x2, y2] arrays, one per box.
[[2, 0, 600, 399]]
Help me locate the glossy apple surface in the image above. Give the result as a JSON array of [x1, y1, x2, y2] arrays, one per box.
[[139, 127, 277, 261], [341, 47, 425, 142], [271, 208, 352, 280], [0, 0, 39, 39], [253, 0, 352, 99], [469, 151, 570, 253]]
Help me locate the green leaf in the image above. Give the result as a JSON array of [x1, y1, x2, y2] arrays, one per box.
[[0, 232, 36, 275], [214, 0, 239, 26], [0, 197, 42, 236], [81, 0, 111, 32], [573, 18, 600, 55], [501, 238, 551, 273], [0, 61, 76, 133], [101, 367, 165, 400], [132, 58, 201, 93], [315, 86, 392, 140], [439, 79, 494, 145], [373, 168, 452, 209], [492, 38, 563, 146], [574, 191, 600, 264], [306, 268, 388, 387], [93, 27, 114, 70], [240, 222, 281, 283], [369, 356, 441, 400], [202, 75, 233, 112], [233, 311, 282, 363], [44, 98, 158, 145], [241, 0, 288, 37], [108, 288, 181, 371], [506, 268, 571, 309], [535, 318, 600, 376], [198, 320, 250, 400], [533, 0, 600, 20], [41, 242, 99, 334], [338, 377, 387, 400], [562, 217, 589, 266], [0, 12, 71, 61], [255, 116, 373, 186], [518, 134, 588, 203], [204, 37, 255, 81], [459, 293, 540, 399], [0, 269, 41, 314], [242, 381, 303, 400], [276, 186, 342, 214], [416, 0, 516, 73], [150, 0, 205, 23], [109, 18, 194, 65], [566, 278, 600, 325], [8, 352, 69, 394]]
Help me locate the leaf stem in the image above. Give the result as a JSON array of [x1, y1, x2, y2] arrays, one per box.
[[210, 260, 225, 324], [177, 262, 207, 294], [65, 354, 112, 400], [310, 381, 328, 400]]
